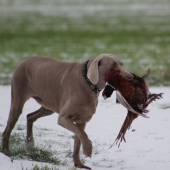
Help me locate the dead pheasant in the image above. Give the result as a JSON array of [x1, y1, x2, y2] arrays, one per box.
[[103, 69, 163, 147]]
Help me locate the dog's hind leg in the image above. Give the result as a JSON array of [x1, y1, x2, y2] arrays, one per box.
[[2, 86, 28, 151], [25, 107, 54, 148]]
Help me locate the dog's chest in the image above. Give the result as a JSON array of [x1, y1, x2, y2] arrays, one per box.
[[71, 103, 96, 123], [72, 112, 94, 123]]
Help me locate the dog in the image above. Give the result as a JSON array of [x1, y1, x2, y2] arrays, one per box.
[[2, 54, 133, 169]]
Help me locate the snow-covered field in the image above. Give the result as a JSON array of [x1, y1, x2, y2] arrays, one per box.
[[0, 86, 170, 170]]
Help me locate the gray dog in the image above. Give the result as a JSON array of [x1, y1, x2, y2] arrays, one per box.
[[2, 54, 133, 169]]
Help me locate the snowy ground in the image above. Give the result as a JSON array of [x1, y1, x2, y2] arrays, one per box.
[[0, 86, 170, 170]]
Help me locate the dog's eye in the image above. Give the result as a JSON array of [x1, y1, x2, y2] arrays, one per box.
[[98, 61, 101, 66], [111, 62, 118, 70], [113, 62, 117, 68]]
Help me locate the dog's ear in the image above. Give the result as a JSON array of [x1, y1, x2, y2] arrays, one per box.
[[87, 56, 102, 84]]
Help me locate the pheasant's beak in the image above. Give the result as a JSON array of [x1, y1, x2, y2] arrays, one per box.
[[103, 95, 107, 100], [116, 90, 149, 118]]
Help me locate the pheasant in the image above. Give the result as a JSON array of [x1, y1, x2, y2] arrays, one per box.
[[103, 69, 163, 147]]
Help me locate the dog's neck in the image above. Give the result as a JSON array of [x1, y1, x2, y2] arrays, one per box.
[[83, 60, 101, 95]]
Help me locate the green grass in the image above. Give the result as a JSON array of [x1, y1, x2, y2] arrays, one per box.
[[28, 165, 59, 170], [0, 0, 170, 85], [0, 131, 78, 169], [160, 103, 170, 109], [0, 132, 61, 165]]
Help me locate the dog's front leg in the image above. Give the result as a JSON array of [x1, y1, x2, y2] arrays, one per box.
[[73, 123, 91, 169], [58, 116, 92, 158]]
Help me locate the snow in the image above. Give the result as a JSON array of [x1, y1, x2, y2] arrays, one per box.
[[0, 86, 170, 170]]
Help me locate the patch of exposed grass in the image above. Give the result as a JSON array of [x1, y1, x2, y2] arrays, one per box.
[[1, 145, 61, 165], [16, 124, 26, 131], [0, 132, 61, 165], [31, 165, 59, 170], [22, 164, 60, 170], [160, 103, 170, 109], [159, 64, 170, 86], [9, 132, 25, 146]]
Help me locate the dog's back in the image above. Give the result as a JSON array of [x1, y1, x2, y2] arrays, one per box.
[[11, 56, 91, 112]]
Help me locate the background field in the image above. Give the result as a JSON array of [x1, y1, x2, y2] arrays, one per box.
[[0, 1, 170, 170], [0, 0, 170, 85]]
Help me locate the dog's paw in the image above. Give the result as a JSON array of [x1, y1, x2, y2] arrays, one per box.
[[83, 140, 92, 158], [25, 137, 35, 150], [74, 158, 92, 170], [75, 163, 92, 170]]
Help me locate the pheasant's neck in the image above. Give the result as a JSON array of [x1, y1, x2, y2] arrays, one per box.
[[105, 69, 121, 90]]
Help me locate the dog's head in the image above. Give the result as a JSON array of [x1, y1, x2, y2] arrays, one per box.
[[87, 54, 133, 86]]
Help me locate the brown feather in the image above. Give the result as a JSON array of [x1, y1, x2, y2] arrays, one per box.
[[107, 70, 163, 147]]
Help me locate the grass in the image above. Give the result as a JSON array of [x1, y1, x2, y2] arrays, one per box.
[[0, 0, 170, 85], [160, 103, 170, 109], [0, 128, 84, 169], [0, 129, 79, 169], [0, 133, 61, 165], [27, 165, 59, 170], [22, 164, 77, 170]]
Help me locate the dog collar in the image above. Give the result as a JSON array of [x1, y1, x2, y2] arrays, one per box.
[[82, 60, 101, 95]]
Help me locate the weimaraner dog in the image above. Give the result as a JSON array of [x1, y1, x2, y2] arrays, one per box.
[[2, 54, 133, 169]]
